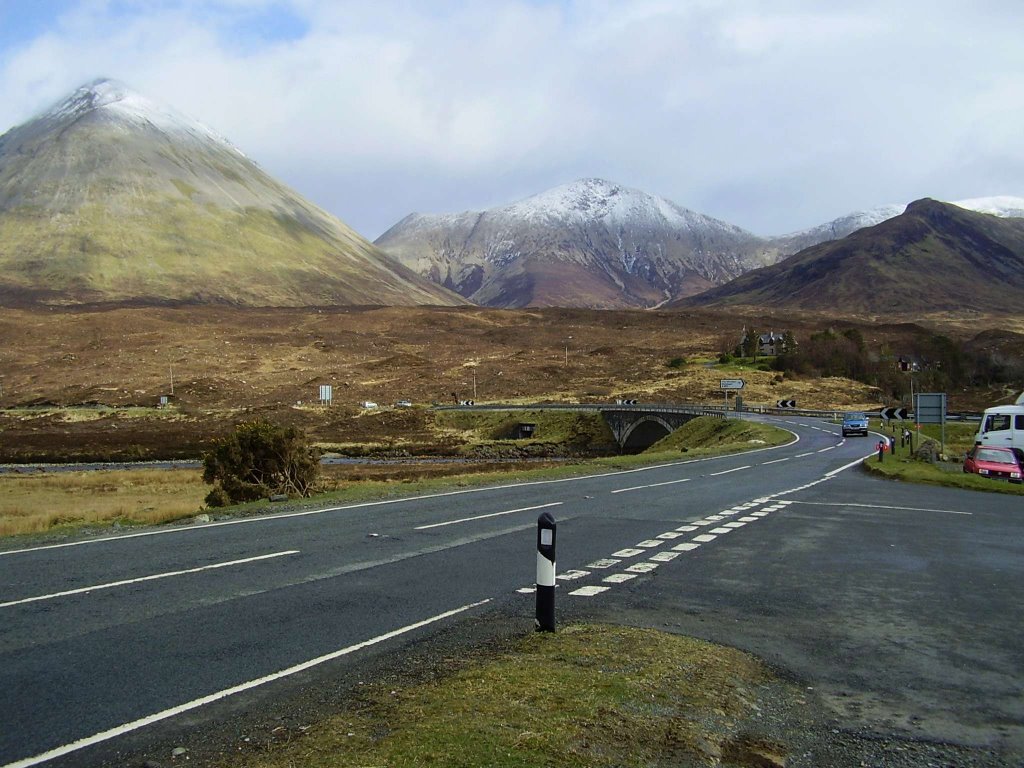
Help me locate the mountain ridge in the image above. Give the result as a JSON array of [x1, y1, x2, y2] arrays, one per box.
[[376, 179, 1024, 309], [675, 198, 1024, 314]]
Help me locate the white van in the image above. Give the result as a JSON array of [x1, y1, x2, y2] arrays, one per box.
[[974, 403, 1024, 450]]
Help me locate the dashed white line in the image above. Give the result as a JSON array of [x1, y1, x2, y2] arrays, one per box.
[[650, 551, 680, 562], [636, 539, 664, 548], [672, 542, 701, 552], [611, 477, 692, 494], [0, 551, 300, 609], [693, 534, 717, 543], [709, 465, 751, 476], [625, 562, 660, 573], [603, 573, 637, 584]]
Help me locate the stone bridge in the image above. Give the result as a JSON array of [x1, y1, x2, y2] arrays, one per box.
[[599, 405, 724, 451]]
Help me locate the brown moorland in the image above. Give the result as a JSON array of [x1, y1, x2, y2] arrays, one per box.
[[1, 304, 1019, 463]]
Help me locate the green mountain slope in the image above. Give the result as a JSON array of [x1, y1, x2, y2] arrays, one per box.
[[678, 199, 1024, 314], [0, 80, 462, 307]]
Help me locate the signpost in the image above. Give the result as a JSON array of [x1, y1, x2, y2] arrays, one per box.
[[720, 379, 744, 411], [914, 392, 947, 457]]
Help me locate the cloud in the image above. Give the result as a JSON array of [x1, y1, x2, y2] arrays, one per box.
[[0, 0, 1021, 238]]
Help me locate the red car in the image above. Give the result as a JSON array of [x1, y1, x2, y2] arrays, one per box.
[[963, 446, 1024, 483]]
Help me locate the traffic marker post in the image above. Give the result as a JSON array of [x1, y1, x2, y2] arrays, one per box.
[[535, 512, 557, 632]]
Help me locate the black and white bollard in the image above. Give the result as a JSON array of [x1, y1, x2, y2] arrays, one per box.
[[535, 512, 557, 632]]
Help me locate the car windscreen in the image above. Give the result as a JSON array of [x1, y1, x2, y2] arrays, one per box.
[[975, 449, 1016, 464]]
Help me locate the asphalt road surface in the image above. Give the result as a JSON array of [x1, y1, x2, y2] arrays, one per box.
[[1, 416, 1021, 766]]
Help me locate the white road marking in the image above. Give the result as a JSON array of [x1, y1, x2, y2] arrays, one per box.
[[693, 534, 717, 543], [761, 458, 790, 465], [611, 477, 692, 494], [636, 539, 664, 548], [704, 515, 725, 521], [785, 500, 971, 515], [3, 599, 491, 768], [723, 522, 746, 528], [739, 516, 759, 522], [657, 532, 685, 539], [709, 465, 751, 476], [650, 551, 680, 562], [795, 452, 813, 458], [556, 570, 590, 581], [603, 573, 637, 583], [0, 551, 300, 609], [709, 527, 733, 534], [569, 586, 609, 597], [690, 520, 713, 526], [587, 558, 621, 569], [516, 587, 535, 594], [817, 447, 835, 453], [672, 542, 701, 552], [612, 548, 645, 558], [751, 511, 769, 517], [675, 525, 699, 532], [625, 562, 660, 573], [414, 502, 562, 530]]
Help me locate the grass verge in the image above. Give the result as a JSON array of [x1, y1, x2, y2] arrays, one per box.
[[219, 624, 788, 768]]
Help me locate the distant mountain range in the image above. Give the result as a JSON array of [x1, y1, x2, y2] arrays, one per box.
[[0, 79, 462, 307], [677, 199, 1024, 314], [376, 180, 1024, 309]]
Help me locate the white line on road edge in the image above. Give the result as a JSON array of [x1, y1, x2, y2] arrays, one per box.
[[414, 502, 561, 530], [0, 551, 300, 609], [785, 501, 971, 515], [1, 599, 492, 768]]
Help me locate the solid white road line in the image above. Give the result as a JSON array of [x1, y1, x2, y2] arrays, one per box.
[[785, 500, 971, 515], [2, 599, 491, 768], [414, 502, 561, 530], [0, 551, 300, 609]]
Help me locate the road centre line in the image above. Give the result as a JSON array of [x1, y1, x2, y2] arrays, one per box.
[[2, 598, 492, 768], [795, 452, 814, 458], [611, 477, 691, 494], [414, 502, 562, 530], [761, 457, 789, 465], [0, 551, 300, 609], [2, 429, 801, 557], [709, 465, 750, 476], [784, 500, 971, 515]]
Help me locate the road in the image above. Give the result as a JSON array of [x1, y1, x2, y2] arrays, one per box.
[[1, 416, 1021, 766]]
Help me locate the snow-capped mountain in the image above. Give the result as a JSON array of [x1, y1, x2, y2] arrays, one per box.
[[377, 182, 1024, 309], [376, 178, 768, 308], [0, 79, 461, 307]]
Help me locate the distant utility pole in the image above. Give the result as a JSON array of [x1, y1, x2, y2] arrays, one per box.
[[169, 365, 174, 396]]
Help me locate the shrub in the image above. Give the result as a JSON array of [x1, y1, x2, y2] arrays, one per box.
[[666, 356, 686, 369], [203, 421, 320, 506]]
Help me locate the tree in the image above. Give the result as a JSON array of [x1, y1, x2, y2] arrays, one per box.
[[203, 421, 320, 507]]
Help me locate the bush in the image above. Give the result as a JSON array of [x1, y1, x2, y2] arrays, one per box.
[[203, 421, 320, 507], [666, 357, 686, 369]]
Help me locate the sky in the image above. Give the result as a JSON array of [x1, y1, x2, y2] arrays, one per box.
[[0, 0, 1021, 240]]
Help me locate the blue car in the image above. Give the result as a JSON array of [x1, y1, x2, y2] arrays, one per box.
[[842, 412, 869, 437]]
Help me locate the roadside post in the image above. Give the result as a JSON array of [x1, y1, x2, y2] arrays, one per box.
[[536, 512, 557, 632]]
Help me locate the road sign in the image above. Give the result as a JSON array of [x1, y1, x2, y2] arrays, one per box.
[[776, 399, 796, 408], [720, 379, 745, 390], [914, 393, 946, 425], [880, 406, 909, 420]]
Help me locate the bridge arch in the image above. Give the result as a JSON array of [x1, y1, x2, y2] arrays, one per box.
[[619, 415, 675, 453]]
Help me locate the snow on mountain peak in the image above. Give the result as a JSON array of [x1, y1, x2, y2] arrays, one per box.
[[501, 177, 750, 236], [48, 78, 241, 153]]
